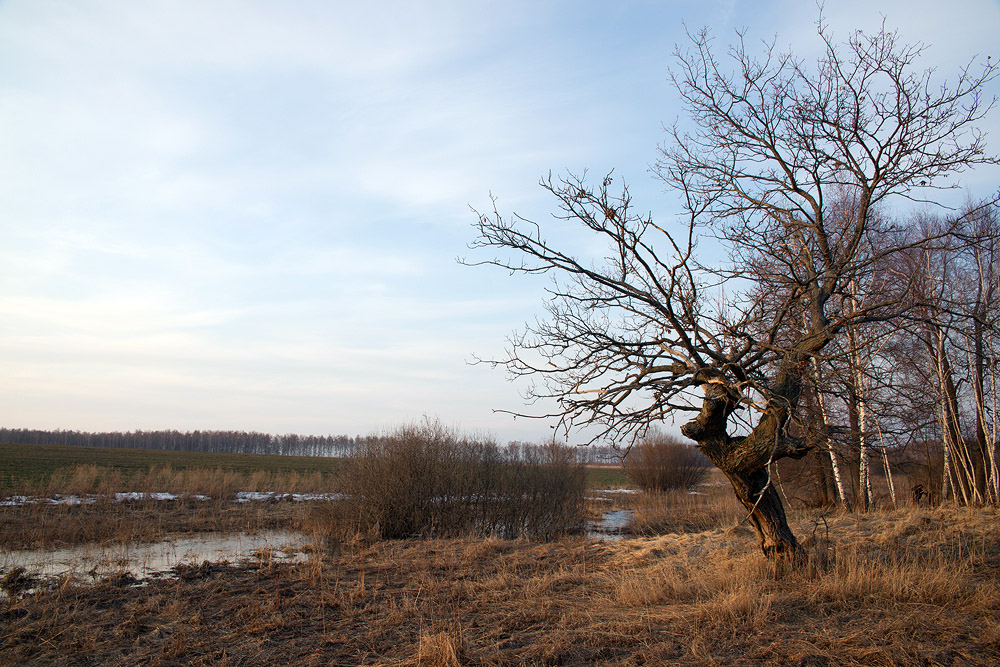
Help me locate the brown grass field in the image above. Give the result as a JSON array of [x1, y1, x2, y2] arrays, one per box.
[[1, 453, 999, 666]]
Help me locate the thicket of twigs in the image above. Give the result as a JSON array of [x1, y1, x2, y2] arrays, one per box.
[[339, 420, 586, 540], [624, 431, 713, 492]]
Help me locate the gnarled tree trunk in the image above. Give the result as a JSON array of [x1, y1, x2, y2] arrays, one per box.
[[680, 367, 811, 561]]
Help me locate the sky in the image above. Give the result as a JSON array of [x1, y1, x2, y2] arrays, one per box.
[[1, 0, 998, 444]]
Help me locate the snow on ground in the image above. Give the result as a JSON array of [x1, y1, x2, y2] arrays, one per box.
[[0, 491, 344, 506]]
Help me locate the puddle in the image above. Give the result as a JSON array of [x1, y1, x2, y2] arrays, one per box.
[[1, 530, 310, 589], [588, 509, 636, 541]]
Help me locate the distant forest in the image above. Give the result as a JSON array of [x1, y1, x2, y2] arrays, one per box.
[[0, 427, 621, 463], [0, 427, 358, 458]]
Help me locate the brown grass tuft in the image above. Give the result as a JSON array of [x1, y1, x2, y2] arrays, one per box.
[[414, 631, 464, 667]]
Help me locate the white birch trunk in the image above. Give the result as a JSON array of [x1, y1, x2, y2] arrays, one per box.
[[812, 357, 851, 510], [934, 330, 970, 504], [858, 392, 872, 510], [881, 445, 897, 507], [988, 292, 999, 505], [846, 281, 872, 511], [848, 324, 872, 511]]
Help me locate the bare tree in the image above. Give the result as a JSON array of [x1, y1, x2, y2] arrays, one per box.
[[892, 202, 1000, 504], [469, 17, 996, 560], [959, 203, 1000, 502]]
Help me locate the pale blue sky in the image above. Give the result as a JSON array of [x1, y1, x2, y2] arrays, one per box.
[[1, 0, 998, 442]]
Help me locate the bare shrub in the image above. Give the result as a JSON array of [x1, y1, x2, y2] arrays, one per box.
[[497, 441, 587, 540], [625, 431, 712, 492], [340, 420, 586, 540]]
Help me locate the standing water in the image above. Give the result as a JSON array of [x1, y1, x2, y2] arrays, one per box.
[[1, 530, 310, 590], [588, 509, 635, 540]]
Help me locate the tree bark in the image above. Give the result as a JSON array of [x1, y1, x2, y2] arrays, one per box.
[[722, 467, 801, 559], [813, 449, 832, 506], [681, 368, 809, 561], [971, 317, 990, 499], [846, 312, 873, 511], [812, 356, 852, 510], [931, 330, 975, 503]]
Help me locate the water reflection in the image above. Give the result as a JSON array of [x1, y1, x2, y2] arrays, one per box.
[[588, 509, 635, 540], [1, 530, 309, 589]]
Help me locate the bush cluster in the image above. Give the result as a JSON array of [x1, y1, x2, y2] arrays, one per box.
[[625, 431, 712, 492], [340, 421, 586, 540]]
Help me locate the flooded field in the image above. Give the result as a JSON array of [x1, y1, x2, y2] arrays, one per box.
[[0, 490, 327, 591], [3, 515, 636, 590], [1, 530, 310, 591], [0, 489, 638, 591], [588, 508, 636, 539]]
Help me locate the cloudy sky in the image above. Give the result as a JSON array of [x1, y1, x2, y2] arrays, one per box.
[[1, 0, 998, 443]]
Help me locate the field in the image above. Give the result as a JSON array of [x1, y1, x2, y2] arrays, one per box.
[[583, 463, 627, 489], [0, 442, 624, 494], [2, 444, 999, 666], [0, 443, 343, 491]]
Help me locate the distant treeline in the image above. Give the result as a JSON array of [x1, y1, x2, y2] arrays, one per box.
[[0, 427, 358, 458], [0, 427, 624, 463], [511, 441, 621, 465]]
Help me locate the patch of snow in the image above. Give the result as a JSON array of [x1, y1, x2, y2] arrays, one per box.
[[114, 492, 180, 502], [0, 491, 344, 506], [47, 495, 97, 506], [233, 491, 345, 503], [234, 491, 276, 502], [291, 492, 347, 502]]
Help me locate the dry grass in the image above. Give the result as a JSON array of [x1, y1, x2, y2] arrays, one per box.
[[608, 470, 746, 536], [0, 498, 312, 549], [0, 443, 343, 493], [2, 502, 998, 665], [413, 631, 465, 667], [11, 463, 333, 499], [0, 463, 343, 549]]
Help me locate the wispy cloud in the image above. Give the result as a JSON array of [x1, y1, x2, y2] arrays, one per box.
[[0, 0, 996, 440]]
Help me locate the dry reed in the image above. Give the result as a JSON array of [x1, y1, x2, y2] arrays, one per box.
[[11, 463, 335, 499]]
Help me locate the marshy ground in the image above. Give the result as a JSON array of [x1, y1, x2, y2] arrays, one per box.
[[1, 446, 998, 665], [2, 492, 999, 665]]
